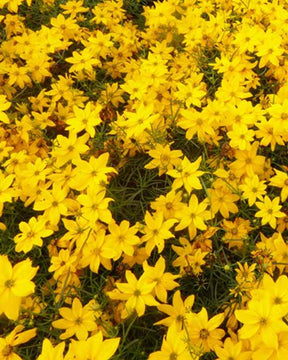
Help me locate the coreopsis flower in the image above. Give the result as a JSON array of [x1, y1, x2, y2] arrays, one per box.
[[37, 339, 65, 360], [33, 184, 70, 225], [239, 174, 267, 206], [66, 331, 120, 360], [151, 190, 186, 220], [271, 233, 288, 274], [209, 182, 239, 219], [66, 48, 100, 74], [66, 102, 102, 137], [235, 262, 257, 291], [256, 29, 283, 68], [51, 132, 89, 168], [175, 76, 206, 108], [60, 0, 88, 18], [20, 158, 51, 189], [214, 337, 250, 360], [255, 119, 284, 151], [77, 188, 113, 225], [178, 108, 215, 142], [173, 237, 208, 276], [0, 141, 13, 162], [252, 273, 288, 311], [188, 308, 225, 353], [141, 211, 177, 256], [105, 220, 141, 260], [14, 216, 53, 253], [148, 324, 191, 360], [175, 194, 211, 239], [0, 256, 38, 320], [79, 229, 116, 273], [155, 290, 195, 330], [222, 218, 252, 249], [227, 124, 255, 151], [229, 141, 265, 178], [50, 13, 80, 41], [52, 298, 98, 340], [119, 102, 159, 139], [49, 249, 78, 282], [235, 297, 287, 349], [0, 95, 11, 124], [107, 270, 159, 318], [0, 325, 36, 360], [145, 144, 183, 176], [255, 196, 285, 229], [269, 169, 288, 202], [0, 172, 15, 217], [70, 152, 117, 191], [142, 256, 179, 303], [167, 156, 204, 194]]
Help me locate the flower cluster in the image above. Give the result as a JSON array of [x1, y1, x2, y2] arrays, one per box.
[[1, 0, 288, 359]]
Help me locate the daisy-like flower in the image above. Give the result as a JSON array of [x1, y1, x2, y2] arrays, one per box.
[[188, 307, 225, 352], [107, 270, 159, 318], [255, 196, 285, 228], [52, 298, 98, 340]]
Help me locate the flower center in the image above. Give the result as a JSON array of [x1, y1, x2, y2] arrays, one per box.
[[199, 328, 209, 339], [5, 279, 15, 288]]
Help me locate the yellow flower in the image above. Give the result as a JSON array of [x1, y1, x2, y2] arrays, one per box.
[[151, 189, 185, 221], [107, 270, 159, 318], [235, 262, 257, 293], [71, 152, 117, 191], [214, 337, 250, 360], [178, 108, 215, 142], [148, 324, 191, 360], [79, 229, 116, 273], [175, 194, 211, 239], [66, 331, 120, 360], [168, 156, 204, 194], [60, 0, 88, 18], [271, 233, 288, 274], [155, 290, 195, 330], [66, 102, 102, 138], [255, 196, 285, 229], [141, 211, 177, 256], [230, 141, 265, 178], [105, 220, 141, 259], [51, 132, 89, 168], [235, 297, 287, 349], [188, 308, 225, 353], [120, 102, 159, 139], [145, 144, 183, 176], [239, 175, 267, 206], [222, 218, 252, 249], [77, 188, 113, 225], [37, 339, 65, 360], [175, 76, 206, 108], [0, 325, 36, 360], [256, 29, 283, 68], [209, 182, 239, 219], [142, 256, 179, 303], [48, 249, 78, 282], [66, 48, 100, 73], [0, 256, 38, 320], [14, 216, 53, 253], [52, 298, 98, 340], [227, 124, 255, 151], [0, 95, 11, 124], [33, 184, 70, 226], [269, 169, 288, 202]]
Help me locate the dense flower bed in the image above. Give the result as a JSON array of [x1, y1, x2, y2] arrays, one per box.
[[0, 0, 288, 359]]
